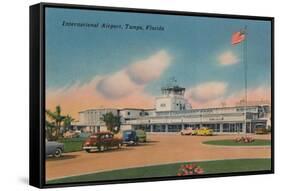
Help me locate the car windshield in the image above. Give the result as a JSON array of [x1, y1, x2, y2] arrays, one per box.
[[124, 131, 132, 135], [136, 130, 144, 135]]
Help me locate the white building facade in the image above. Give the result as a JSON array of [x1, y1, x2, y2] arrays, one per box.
[[75, 85, 271, 134]]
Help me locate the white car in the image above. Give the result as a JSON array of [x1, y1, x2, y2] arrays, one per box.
[[180, 127, 193, 135]]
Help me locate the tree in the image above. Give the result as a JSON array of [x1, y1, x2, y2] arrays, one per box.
[[63, 115, 75, 131], [100, 112, 121, 134], [45, 120, 55, 141], [46, 105, 65, 140]]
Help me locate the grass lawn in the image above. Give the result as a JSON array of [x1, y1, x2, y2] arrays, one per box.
[[47, 158, 271, 184], [203, 139, 271, 146], [59, 137, 86, 153]]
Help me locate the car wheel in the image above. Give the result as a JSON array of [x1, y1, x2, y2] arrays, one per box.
[[54, 148, 62, 158], [99, 145, 105, 152], [85, 149, 91, 153]]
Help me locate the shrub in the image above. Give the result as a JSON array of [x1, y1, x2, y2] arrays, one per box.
[[177, 163, 204, 176], [235, 136, 255, 143]]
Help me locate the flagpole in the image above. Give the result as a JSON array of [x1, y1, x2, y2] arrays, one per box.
[[243, 26, 248, 135]]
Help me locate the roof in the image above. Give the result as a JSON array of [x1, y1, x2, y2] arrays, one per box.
[[79, 108, 118, 113], [161, 85, 185, 91], [120, 108, 154, 111]]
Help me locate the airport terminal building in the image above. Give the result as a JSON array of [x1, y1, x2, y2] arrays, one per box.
[[75, 85, 271, 134]]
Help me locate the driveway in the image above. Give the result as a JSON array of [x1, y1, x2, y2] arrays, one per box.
[[46, 134, 271, 180]]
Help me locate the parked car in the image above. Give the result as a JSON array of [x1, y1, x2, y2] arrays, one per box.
[[180, 127, 193, 135], [255, 126, 268, 134], [82, 132, 122, 153], [136, 129, 147, 142], [63, 130, 80, 138], [196, 127, 213, 136], [123, 130, 139, 145], [46, 140, 64, 158]]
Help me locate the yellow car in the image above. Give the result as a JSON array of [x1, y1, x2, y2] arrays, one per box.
[[196, 127, 213, 136]]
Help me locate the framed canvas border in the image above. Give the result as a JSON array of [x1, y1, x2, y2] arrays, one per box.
[[29, 2, 274, 188]]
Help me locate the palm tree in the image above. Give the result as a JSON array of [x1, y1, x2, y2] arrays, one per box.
[[45, 120, 55, 140], [46, 105, 65, 140], [100, 112, 121, 134], [63, 115, 75, 132]]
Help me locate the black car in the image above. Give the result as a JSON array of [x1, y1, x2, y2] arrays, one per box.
[[122, 130, 138, 145]]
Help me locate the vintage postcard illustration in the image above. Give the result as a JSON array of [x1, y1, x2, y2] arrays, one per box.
[[44, 7, 272, 185]]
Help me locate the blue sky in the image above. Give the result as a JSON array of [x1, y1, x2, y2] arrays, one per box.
[[45, 7, 271, 112]]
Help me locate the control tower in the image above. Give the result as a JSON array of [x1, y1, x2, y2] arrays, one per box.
[[155, 78, 192, 112]]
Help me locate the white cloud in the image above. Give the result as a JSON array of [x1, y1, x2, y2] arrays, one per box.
[[96, 70, 141, 99], [188, 81, 228, 102], [96, 50, 172, 99], [218, 51, 239, 66], [127, 50, 171, 84]]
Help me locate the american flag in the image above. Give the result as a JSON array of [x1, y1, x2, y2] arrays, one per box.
[[231, 31, 245, 45]]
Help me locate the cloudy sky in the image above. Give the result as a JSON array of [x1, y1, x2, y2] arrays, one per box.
[[45, 8, 271, 118]]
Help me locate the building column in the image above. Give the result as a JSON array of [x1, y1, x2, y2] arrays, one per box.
[[165, 124, 168, 132], [181, 124, 184, 131], [150, 124, 153, 132], [220, 123, 223, 133], [242, 122, 247, 134], [249, 121, 252, 133]]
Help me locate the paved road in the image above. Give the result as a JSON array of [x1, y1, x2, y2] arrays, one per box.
[[46, 134, 271, 180]]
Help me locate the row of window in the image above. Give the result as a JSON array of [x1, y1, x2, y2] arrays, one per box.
[[134, 123, 244, 133]]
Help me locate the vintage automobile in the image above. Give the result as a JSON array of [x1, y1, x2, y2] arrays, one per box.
[[46, 140, 64, 158], [122, 130, 139, 145], [180, 127, 193, 135], [180, 127, 199, 135], [82, 132, 122, 152], [255, 128, 268, 134], [196, 127, 213, 136], [136, 129, 147, 142], [255, 124, 268, 134]]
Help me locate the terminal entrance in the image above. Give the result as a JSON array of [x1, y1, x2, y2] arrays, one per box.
[[222, 123, 243, 133]]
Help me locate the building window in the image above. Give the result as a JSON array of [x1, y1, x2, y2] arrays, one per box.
[[223, 124, 229, 132], [168, 125, 182, 132], [160, 103, 166, 107], [144, 125, 151, 132], [127, 112, 130, 115], [222, 123, 243, 132], [204, 124, 220, 132], [153, 125, 166, 132]]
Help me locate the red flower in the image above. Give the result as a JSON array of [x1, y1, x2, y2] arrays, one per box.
[[177, 163, 205, 176], [195, 168, 204, 174]]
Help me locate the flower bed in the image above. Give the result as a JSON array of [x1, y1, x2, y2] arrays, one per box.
[[235, 136, 254, 143], [177, 163, 204, 176]]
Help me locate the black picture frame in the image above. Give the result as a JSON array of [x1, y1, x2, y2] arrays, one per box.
[[30, 2, 274, 188]]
